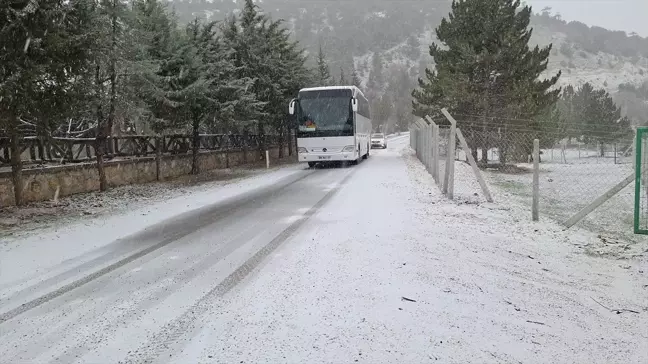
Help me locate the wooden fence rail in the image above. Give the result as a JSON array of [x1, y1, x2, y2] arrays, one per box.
[[0, 134, 290, 167]]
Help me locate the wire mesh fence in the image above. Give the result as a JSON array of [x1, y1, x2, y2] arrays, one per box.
[[411, 109, 645, 246], [410, 114, 493, 204]]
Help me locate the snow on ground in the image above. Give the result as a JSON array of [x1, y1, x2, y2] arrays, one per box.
[[0, 162, 306, 289], [166, 139, 648, 364], [0, 160, 298, 242], [483, 146, 647, 256]]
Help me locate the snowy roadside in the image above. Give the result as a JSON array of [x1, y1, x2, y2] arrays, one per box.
[[0, 161, 308, 286], [0, 159, 298, 243], [169, 142, 648, 364]]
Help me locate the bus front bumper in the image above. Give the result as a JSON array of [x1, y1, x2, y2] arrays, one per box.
[[299, 152, 356, 163]]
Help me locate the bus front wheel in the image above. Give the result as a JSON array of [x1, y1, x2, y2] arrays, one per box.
[[308, 162, 317, 168]]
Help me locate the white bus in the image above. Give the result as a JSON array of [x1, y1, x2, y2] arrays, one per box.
[[288, 86, 372, 168]]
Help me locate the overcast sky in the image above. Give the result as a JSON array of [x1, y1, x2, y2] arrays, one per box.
[[525, 0, 648, 37]]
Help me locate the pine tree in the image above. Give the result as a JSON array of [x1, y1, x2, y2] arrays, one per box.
[[556, 85, 582, 142], [412, 0, 561, 164], [339, 67, 348, 85], [386, 66, 414, 132], [125, 0, 178, 134], [0, 0, 91, 205], [575, 83, 631, 156], [352, 68, 362, 89], [316, 44, 332, 85], [367, 51, 384, 98], [221, 0, 309, 156], [371, 95, 393, 132], [157, 20, 213, 174]]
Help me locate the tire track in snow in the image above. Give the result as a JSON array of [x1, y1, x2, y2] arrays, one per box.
[[121, 168, 358, 364], [0, 170, 315, 325]]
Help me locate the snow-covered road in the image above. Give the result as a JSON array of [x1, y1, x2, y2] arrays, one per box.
[[1, 135, 647, 364]]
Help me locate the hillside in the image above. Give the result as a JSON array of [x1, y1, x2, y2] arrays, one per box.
[[166, 0, 648, 122]]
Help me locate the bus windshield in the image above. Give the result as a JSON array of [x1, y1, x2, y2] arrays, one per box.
[[297, 89, 353, 137]]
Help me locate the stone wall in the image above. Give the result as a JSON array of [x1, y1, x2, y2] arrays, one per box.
[[0, 146, 293, 207]]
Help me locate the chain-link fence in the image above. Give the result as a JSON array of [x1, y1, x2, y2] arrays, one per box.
[[411, 109, 645, 246], [410, 112, 493, 204]]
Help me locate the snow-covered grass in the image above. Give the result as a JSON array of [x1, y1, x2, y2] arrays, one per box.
[[484, 146, 646, 253], [168, 140, 648, 363]]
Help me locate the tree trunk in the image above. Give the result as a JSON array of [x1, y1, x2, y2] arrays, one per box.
[[107, 1, 117, 158], [95, 64, 108, 192], [257, 122, 265, 161], [287, 125, 293, 157], [10, 125, 24, 206], [278, 127, 285, 159], [95, 140, 108, 191], [191, 116, 200, 175]]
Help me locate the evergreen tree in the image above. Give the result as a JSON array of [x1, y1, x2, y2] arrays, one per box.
[[157, 20, 212, 174], [404, 35, 421, 59], [0, 0, 92, 204], [371, 95, 393, 132], [316, 44, 332, 85], [556, 85, 582, 141], [575, 83, 631, 155], [126, 0, 178, 134], [339, 67, 348, 85], [385, 66, 415, 132], [367, 51, 384, 98], [531, 104, 565, 149], [221, 0, 309, 155], [412, 0, 561, 164], [352, 68, 362, 89]]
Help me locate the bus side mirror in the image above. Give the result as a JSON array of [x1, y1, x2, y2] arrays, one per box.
[[351, 98, 358, 112], [289, 99, 296, 115]]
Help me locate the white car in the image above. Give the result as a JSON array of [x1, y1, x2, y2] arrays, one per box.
[[371, 133, 387, 149]]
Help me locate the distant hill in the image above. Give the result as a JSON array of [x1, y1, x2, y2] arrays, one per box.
[[166, 0, 648, 122]]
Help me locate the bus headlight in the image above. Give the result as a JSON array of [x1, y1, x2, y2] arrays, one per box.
[[297, 147, 308, 154], [342, 145, 355, 152]]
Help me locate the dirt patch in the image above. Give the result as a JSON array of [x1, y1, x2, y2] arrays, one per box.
[[488, 164, 533, 174], [583, 234, 648, 260]]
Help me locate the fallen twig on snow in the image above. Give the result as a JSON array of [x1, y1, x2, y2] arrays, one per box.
[[526, 320, 546, 326], [401, 297, 417, 303], [590, 297, 640, 314]]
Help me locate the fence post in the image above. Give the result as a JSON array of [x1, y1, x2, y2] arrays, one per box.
[[455, 128, 493, 203], [441, 108, 456, 199], [266, 150, 270, 169], [427, 125, 433, 172], [432, 124, 439, 183], [417, 126, 422, 159], [633, 127, 637, 169], [155, 136, 161, 181], [424, 125, 430, 170], [425, 116, 439, 183], [532, 139, 540, 221]]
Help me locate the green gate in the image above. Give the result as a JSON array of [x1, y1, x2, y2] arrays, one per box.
[[634, 127, 648, 234]]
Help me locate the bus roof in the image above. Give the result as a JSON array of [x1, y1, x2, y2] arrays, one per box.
[[299, 86, 366, 98]]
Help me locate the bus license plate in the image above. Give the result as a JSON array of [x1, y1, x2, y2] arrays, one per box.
[[318, 156, 331, 160]]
